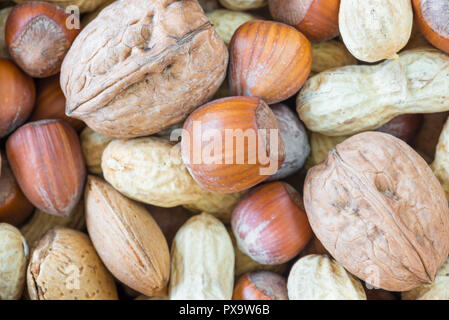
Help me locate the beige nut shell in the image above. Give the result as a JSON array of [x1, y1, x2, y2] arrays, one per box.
[[169, 213, 234, 300], [0, 7, 12, 59], [402, 258, 449, 300], [0, 223, 28, 300], [310, 40, 357, 76], [13, 0, 113, 13], [287, 255, 367, 300], [20, 200, 85, 249], [304, 132, 449, 291], [305, 133, 350, 169], [85, 176, 170, 297], [206, 9, 257, 45], [80, 127, 114, 174], [297, 48, 449, 136], [27, 227, 118, 300], [219, 0, 266, 10], [102, 137, 244, 222], [339, 0, 413, 62], [61, 0, 228, 138]]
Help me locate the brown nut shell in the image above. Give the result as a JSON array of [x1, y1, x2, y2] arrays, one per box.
[[304, 132, 449, 291], [27, 227, 118, 300], [6, 120, 86, 217], [182, 96, 285, 194], [233, 271, 288, 300], [85, 176, 170, 297], [0, 58, 35, 138], [232, 181, 312, 265], [412, 0, 449, 54], [268, 0, 340, 41], [61, 0, 228, 138], [229, 20, 312, 104], [5, 2, 80, 78], [0, 154, 34, 226]]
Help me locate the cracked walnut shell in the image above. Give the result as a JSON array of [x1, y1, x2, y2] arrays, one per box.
[[304, 132, 449, 291], [61, 0, 228, 138]]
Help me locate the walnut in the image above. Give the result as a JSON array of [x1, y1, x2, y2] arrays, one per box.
[[304, 132, 449, 291], [61, 0, 228, 138]]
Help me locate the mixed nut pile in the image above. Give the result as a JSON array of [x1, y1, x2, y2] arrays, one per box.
[[0, 0, 449, 301]]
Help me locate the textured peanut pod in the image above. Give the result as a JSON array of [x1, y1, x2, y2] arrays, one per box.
[[310, 40, 357, 76], [85, 176, 170, 297], [169, 213, 235, 300], [227, 227, 287, 278], [339, 0, 413, 62], [207, 9, 257, 46], [431, 117, 449, 200], [198, 0, 219, 12], [305, 133, 349, 169], [61, 0, 228, 138], [403, 258, 449, 300], [102, 137, 244, 221], [20, 200, 85, 249], [219, 0, 266, 10], [297, 48, 449, 136], [13, 0, 114, 13], [287, 255, 367, 300], [0, 223, 28, 300], [304, 132, 449, 291], [80, 127, 115, 175], [27, 227, 118, 300]]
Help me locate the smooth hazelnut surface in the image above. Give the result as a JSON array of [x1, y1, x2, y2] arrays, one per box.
[[376, 114, 422, 143], [0, 154, 34, 227], [30, 75, 85, 132], [6, 119, 86, 217], [181, 96, 285, 194], [268, 0, 340, 41], [0, 58, 35, 138], [232, 181, 312, 265], [5, 1, 80, 78], [412, 0, 449, 54], [229, 20, 312, 104], [233, 271, 288, 300]]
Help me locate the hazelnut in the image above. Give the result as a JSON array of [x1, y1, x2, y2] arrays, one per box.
[[414, 112, 449, 162], [229, 20, 312, 104], [0, 153, 34, 227], [376, 114, 422, 143], [0, 223, 28, 300], [231, 181, 312, 265], [412, 0, 449, 54], [5, 1, 80, 78], [27, 227, 118, 300], [181, 96, 285, 194], [267, 103, 310, 181], [30, 75, 85, 132], [268, 0, 340, 41], [233, 271, 288, 300], [0, 58, 35, 138], [6, 119, 86, 217]]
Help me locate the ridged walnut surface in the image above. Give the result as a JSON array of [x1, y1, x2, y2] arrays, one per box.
[[304, 132, 449, 291], [61, 0, 228, 138]]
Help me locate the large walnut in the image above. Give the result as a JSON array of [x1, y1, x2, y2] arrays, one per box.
[[304, 132, 449, 292], [61, 0, 228, 138]]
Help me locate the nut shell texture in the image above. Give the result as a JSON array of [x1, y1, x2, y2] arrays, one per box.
[[13, 0, 113, 13], [297, 48, 449, 136], [0, 223, 27, 300], [229, 20, 312, 104], [219, 0, 266, 10], [6, 120, 86, 217], [304, 132, 449, 291], [61, 0, 228, 138], [169, 213, 235, 300], [27, 227, 118, 300], [287, 255, 366, 300], [339, 0, 413, 62], [85, 176, 170, 297]]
